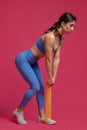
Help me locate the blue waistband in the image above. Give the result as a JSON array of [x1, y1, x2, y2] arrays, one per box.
[[15, 50, 39, 65]]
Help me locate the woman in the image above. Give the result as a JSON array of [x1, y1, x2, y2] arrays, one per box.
[[13, 12, 77, 125]]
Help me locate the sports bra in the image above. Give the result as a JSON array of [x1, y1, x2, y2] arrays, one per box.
[[35, 36, 63, 54]]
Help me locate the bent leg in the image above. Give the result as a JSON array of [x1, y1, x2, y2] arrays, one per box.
[[15, 59, 40, 108], [32, 63, 44, 110]]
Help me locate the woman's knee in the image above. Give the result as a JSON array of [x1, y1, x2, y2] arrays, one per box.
[[24, 83, 40, 98], [31, 82, 40, 93]]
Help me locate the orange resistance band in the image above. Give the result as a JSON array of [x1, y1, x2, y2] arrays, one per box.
[[45, 84, 52, 123]]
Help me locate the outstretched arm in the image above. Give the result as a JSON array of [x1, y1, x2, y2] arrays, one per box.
[[44, 33, 56, 86], [44, 34, 54, 79], [53, 44, 63, 81]]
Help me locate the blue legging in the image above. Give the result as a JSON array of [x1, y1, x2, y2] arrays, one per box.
[[15, 50, 44, 110]]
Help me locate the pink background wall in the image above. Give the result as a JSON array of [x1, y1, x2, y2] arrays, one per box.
[[0, 0, 87, 130]]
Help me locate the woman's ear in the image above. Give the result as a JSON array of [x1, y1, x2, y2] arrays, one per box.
[[61, 21, 65, 27]]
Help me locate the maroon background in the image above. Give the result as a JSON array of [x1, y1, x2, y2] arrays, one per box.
[[0, 0, 87, 130]]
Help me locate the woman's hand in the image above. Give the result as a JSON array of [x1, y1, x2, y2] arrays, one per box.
[[47, 77, 56, 86]]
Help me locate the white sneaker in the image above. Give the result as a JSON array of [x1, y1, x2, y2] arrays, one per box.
[[13, 108, 27, 125], [38, 116, 56, 125]]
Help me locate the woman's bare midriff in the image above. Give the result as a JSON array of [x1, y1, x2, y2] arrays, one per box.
[[30, 45, 45, 59], [30, 36, 45, 59]]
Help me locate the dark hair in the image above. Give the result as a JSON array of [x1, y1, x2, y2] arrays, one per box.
[[44, 12, 77, 33]]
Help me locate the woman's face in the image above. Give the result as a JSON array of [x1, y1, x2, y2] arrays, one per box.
[[62, 21, 76, 33]]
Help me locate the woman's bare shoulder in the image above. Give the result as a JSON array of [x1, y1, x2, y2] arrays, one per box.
[[41, 32, 55, 44]]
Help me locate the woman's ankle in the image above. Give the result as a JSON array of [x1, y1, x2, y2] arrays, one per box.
[[39, 109, 45, 117], [17, 106, 24, 112]]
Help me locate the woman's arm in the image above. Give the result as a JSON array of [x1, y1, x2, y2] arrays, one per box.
[[44, 33, 55, 79], [53, 44, 63, 81]]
